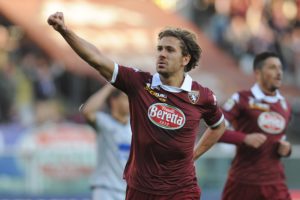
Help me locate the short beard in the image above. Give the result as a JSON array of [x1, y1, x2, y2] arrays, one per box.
[[158, 71, 170, 79], [269, 85, 278, 92]]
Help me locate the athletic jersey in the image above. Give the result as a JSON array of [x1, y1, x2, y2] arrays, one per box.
[[221, 83, 292, 185], [111, 64, 224, 195], [91, 112, 131, 193]]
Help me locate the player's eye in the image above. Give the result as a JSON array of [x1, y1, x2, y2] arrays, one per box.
[[166, 47, 174, 52]]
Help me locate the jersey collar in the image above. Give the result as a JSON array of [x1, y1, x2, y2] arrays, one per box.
[[151, 73, 193, 93], [251, 83, 284, 103]]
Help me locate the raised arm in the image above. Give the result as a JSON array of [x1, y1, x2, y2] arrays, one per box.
[[79, 84, 115, 123], [193, 120, 225, 160], [47, 12, 114, 81]]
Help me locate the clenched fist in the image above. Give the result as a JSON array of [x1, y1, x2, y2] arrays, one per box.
[[277, 140, 291, 157], [243, 133, 267, 148], [47, 12, 67, 33]]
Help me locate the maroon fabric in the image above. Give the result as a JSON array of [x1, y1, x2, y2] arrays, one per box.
[[219, 129, 246, 145], [126, 186, 201, 200], [222, 179, 291, 200], [113, 66, 223, 195], [221, 90, 292, 184]]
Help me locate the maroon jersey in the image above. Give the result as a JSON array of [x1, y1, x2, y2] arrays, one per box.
[[112, 65, 223, 195], [220, 84, 292, 185]]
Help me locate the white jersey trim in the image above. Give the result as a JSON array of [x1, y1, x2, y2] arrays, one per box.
[[210, 114, 224, 128], [110, 63, 119, 83], [251, 83, 284, 103], [151, 73, 192, 92]]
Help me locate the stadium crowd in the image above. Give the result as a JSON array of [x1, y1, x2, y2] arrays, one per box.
[[0, 15, 99, 125], [190, 0, 300, 86]]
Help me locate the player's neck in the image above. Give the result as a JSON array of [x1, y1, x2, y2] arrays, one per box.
[[160, 73, 184, 88], [262, 89, 276, 96], [258, 83, 276, 96]]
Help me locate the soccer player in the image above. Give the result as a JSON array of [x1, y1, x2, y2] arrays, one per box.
[[48, 12, 225, 199], [219, 52, 292, 200], [80, 84, 131, 200]]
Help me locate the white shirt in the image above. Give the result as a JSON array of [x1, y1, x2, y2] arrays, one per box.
[[91, 112, 131, 192]]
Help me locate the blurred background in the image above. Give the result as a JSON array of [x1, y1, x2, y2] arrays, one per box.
[[0, 0, 300, 199]]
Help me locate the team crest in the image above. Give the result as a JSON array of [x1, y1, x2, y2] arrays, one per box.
[[188, 90, 200, 104]]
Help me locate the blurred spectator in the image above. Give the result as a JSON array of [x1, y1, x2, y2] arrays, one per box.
[[0, 15, 77, 126], [33, 57, 56, 100], [0, 58, 15, 122], [190, 0, 300, 86]]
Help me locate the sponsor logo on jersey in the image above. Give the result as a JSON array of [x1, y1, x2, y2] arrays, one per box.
[[249, 98, 270, 111], [145, 83, 167, 102], [148, 103, 186, 130], [188, 90, 200, 104], [258, 112, 286, 134]]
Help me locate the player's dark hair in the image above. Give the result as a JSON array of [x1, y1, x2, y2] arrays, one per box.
[[107, 89, 122, 109], [253, 52, 280, 71], [158, 27, 202, 72]]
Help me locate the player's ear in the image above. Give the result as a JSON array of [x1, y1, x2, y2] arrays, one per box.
[[183, 54, 191, 66], [254, 68, 262, 81], [254, 68, 260, 75]]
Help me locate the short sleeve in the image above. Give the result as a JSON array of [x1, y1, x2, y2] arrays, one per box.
[[202, 88, 224, 128], [111, 64, 147, 96], [222, 92, 241, 123]]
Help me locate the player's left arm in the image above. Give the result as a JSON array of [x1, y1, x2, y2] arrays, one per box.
[[79, 84, 115, 127], [277, 103, 293, 157], [193, 120, 225, 160], [277, 140, 292, 157], [193, 88, 226, 160]]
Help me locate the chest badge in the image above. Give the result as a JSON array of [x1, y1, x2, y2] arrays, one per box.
[[188, 90, 200, 104]]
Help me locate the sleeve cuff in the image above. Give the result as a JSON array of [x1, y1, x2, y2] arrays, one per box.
[[210, 114, 224, 128], [110, 62, 119, 83]]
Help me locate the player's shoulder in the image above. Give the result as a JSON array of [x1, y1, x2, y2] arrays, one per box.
[[98, 111, 123, 124], [119, 65, 148, 74], [119, 65, 152, 79], [96, 111, 111, 121], [234, 89, 252, 100], [191, 81, 213, 94], [222, 89, 251, 107], [191, 82, 218, 106], [238, 89, 252, 95]]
